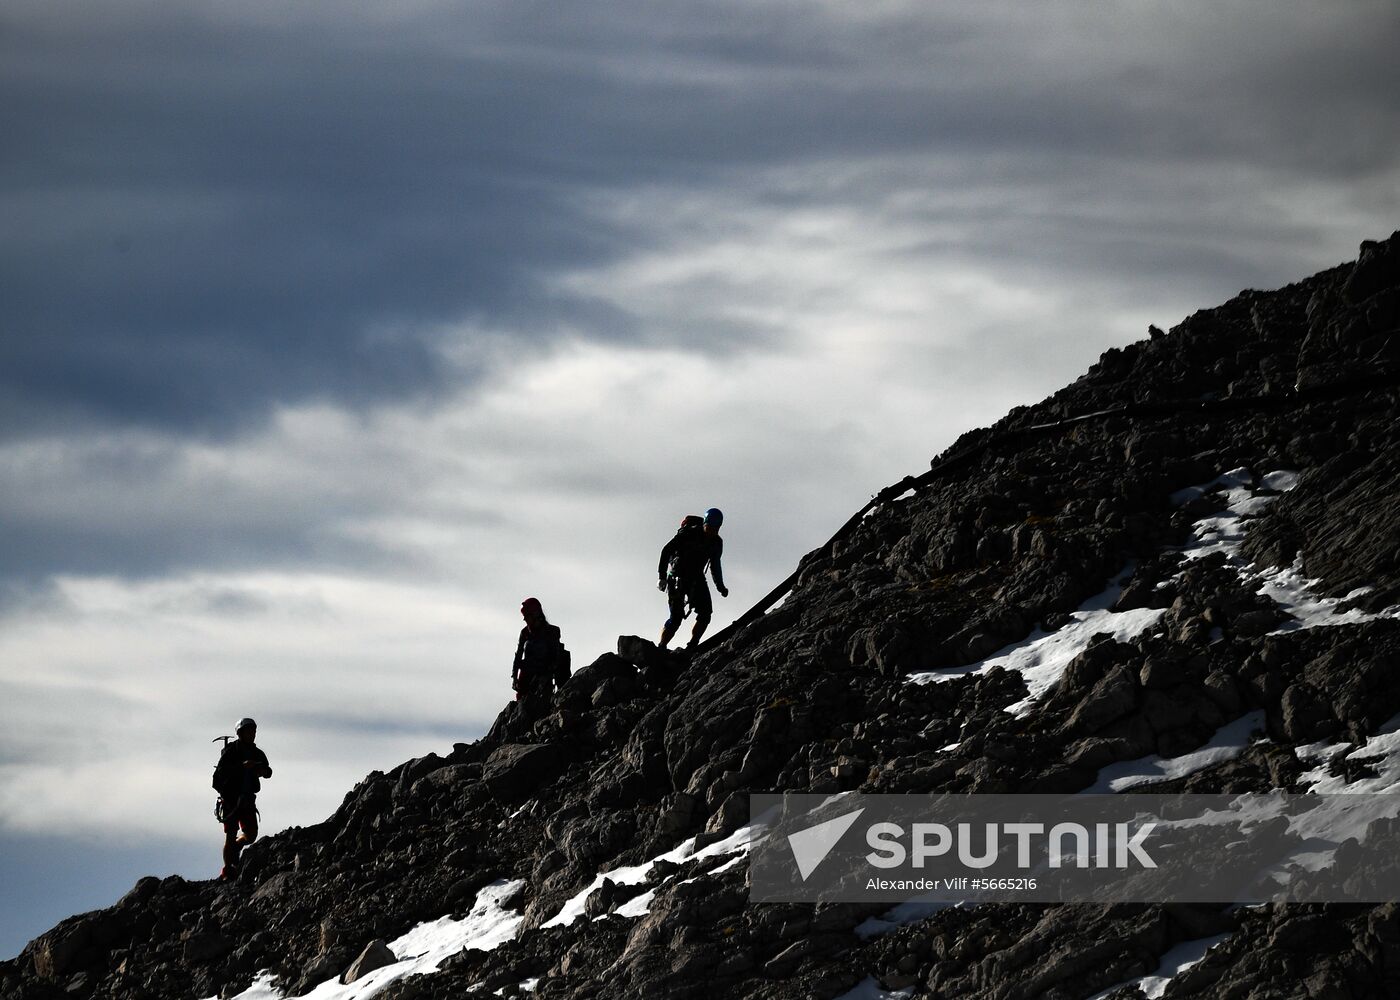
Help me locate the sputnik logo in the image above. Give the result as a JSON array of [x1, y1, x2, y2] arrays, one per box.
[[787, 808, 865, 881]]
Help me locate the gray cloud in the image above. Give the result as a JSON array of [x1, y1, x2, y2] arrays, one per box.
[[0, 579, 74, 620], [4, 1, 1397, 440], [0, 435, 370, 579], [273, 710, 470, 743], [0, 680, 144, 765]]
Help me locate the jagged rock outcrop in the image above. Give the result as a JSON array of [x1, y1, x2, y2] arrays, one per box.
[[3, 232, 1400, 1000]]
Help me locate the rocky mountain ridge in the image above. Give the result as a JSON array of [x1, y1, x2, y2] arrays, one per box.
[[4, 231, 1400, 1000]]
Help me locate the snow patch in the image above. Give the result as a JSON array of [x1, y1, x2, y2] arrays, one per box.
[[908, 568, 1164, 718], [707, 855, 745, 876], [1084, 710, 1267, 793], [834, 976, 915, 1000], [1260, 470, 1299, 492], [906, 466, 1397, 722], [1086, 933, 1231, 1000], [211, 879, 525, 1000], [495, 978, 540, 995], [1259, 564, 1400, 633], [1168, 467, 1255, 507], [612, 888, 657, 919], [216, 975, 281, 1000], [1297, 713, 1400, 795], [1175, 468, 1399, 632], [544, 813, 771, 928]]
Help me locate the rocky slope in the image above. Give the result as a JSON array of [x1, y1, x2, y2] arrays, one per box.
[[4, 232, 1400, 1000]]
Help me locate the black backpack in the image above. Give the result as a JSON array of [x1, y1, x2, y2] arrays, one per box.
[[668, 516, 709, 577], [555, 646, 572, 689]]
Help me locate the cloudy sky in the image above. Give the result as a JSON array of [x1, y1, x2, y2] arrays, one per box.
[[2, 0, 1398, 958]]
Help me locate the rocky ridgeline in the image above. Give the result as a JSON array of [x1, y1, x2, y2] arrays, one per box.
[[4, 233, 1400, 1000]]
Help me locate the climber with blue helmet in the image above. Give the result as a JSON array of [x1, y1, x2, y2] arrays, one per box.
[[658, 507, 728, 650]]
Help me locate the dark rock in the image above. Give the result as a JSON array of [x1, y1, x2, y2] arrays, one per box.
[[342, 940, 398, 984], [483, 744, 564, 800], [583, 879, 618, 919], [248, 872, 297, 904], [1065, 664, 1140, 735], [617, 636, 669, 669], [182, 932, 233, 964], [32, 922, 94, 981], [1279, 683, 1334, 742], [409, 763, 481, 799]]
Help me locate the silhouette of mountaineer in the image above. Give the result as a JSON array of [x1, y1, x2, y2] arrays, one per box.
[[513, 597, 567, 714], [212, 717, 271, 881], [658, 507, 727, 650]]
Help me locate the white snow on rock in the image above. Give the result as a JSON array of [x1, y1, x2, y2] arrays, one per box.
[[610, 854, 748, 920], [1167, 467, 1257, 508], [212, 975, 282, 1000], [210, 879, 525, 1000], [908, 467, 1397, 717], [1086, 932, 1231, 1000], [1175, 468, 1399, 631], [907, 567, 1163, 717], [1084, 710, 1267, 793], [210, 810, 771, 1000], [1121, 781, 1400, 892], [1258, 563, 1400, 632], [1259, 470, 1300, 493], [543, 814, 770, 928], [612, 888, 658, 920], [1174, 467, 1279, 561], [1296, 713, 1400, 795], [833, 976, 915, 1000]]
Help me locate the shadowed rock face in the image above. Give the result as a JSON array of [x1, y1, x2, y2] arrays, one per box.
[[4, 232, 1400, 1000]]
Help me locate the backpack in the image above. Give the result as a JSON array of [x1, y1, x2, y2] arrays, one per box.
[[555, 646, 572, 689], [668, 516, 710, 578]]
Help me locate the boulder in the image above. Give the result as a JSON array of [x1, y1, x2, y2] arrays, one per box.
[[1064, 664, 1140, 735], [483, 743, 564, 800], [342, 939, 398, 985], [559, 652, 636, 701], [31, 922, 93, 980]]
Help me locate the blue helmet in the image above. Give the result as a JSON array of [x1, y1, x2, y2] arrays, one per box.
[[704, 508, 724, 528]]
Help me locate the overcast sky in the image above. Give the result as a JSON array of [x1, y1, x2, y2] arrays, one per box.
[[2, 0, 1398, 959]]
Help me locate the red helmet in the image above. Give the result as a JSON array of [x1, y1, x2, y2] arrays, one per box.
[[520, 597, 543, 617]]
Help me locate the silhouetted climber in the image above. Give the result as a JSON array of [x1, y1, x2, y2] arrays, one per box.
[[658, 507, 728, 650], [212, 717, 272, 881], [512, 597, 568, 715]]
